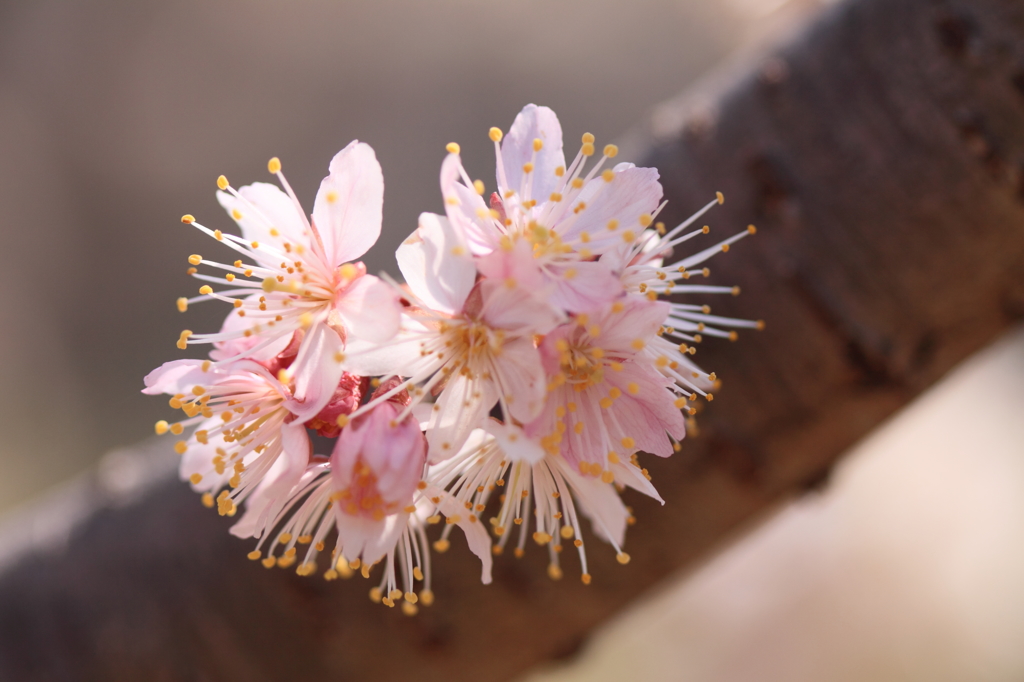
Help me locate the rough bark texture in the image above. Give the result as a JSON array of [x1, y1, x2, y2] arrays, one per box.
[[2, 0, 1024, 679]]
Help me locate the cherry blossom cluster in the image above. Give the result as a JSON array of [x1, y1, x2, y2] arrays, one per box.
[[144, 104, 759, 613]]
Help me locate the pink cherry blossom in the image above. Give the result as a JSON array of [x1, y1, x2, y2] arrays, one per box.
[[431, 104, 675, 313], [175, 142, 401, 364], [144, 322, 345, 521]]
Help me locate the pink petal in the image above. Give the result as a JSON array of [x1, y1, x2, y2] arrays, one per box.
[[557, 165, 663, 252], [216, 181, 309, 251], [335, 274, 401, 343], [492, 336, 548, 425], [546, 260, 623, 314], [500, 104, 566, 202], [311, 141, 384, 266], [285, 322, 346, 422]]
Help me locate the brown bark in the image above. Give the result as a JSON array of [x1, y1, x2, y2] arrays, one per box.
[[2, 0, 1023, 679]]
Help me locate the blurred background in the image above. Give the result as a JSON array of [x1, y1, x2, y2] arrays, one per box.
[[4, 1, 1024, 681]]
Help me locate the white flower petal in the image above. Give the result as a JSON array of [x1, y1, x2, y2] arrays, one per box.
[[431, 486, 493, 584], [557, 459, 629, 548], [483, 420, 544, 464], [396, 212, 475, 315], [427, 375, 497, 464], [493, 336, 548, 425]]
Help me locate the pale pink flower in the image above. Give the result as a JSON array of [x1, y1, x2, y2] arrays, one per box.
[[343, 211, 562, 460], [527, 297, 687, 475], [144, 322, 346, 521], [434, 104, 667, 313], [175, 141, 400, 363]]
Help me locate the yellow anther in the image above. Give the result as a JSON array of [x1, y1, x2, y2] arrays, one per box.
[[336, 414, 349, 428], [747, 224, 757, 234], [756, 320, 766, 331], [176, 330, 192, 350], [606, 219, 619, 231], [603, 144, 618, 158], [716, 191, 724, 204], [522, 162, 534, 173], [154, 420, 169, 435], [639, 213, 653, 227], [582, 132, 595, 144], [616, 552, 631, 565], [560, 525, 575, 539], [231, 209, 243, 221], [473, 179, 485, 195], [627, 382, 640, 395], [554, 166, 565, 177], [189, 473, 202, 485], [181, 214, 195, 224], [533, 138, 544, 152], [600, 397, 613, 409], [446, 142, 460, 154], [433, 539, 450, 553], [174, 441, 187, 455], [201, 492, 214, 508], [602, 169, 615, 182], [549, 192, 563, 202], [674, 396, 687, 409], [199, 285, 213, 295], [581, 143, 595, 156], [631, 338, 645, 351], [622, 230, 636, 243], [339, 262, 359, 281], [572, 178, 585, 189], [261, 556, 277, 568], [621, 437, 636, 449], [420, 589, 435, 606], [721, 243, 730, 253], [170, 422, 184, 434], [188, 254, 202, 265], [267, 156, 281, 173], [706, 393, 715, 401], [217, 175, 229, 190], [489, 127, 503, 142], [732, 286, 741, 296], [609, 387, 622, 399], [547, 564, 563, 580], [176, 297, 188, 313]]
